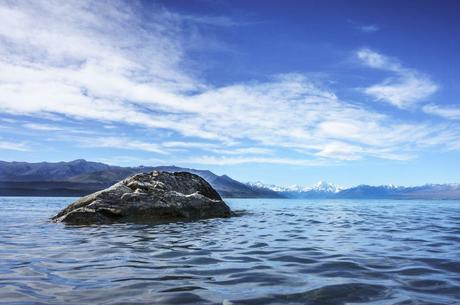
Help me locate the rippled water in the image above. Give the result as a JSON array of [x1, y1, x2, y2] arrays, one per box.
[[1, 197, 460, 304]]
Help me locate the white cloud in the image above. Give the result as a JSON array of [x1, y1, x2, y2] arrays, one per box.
[[357, 48, 438, 108], [92, 156, 167, 167], [23, 123, 63, 131], [0, 118, 18, 123], [162, 141, 272, 155], [423, 104, 460, 120], [356, 48, 401, 71], [209, 147, 274, 155], [315, 142, 414, 161], [364, 74, 438, 109], [162, 141, 221, 149], [0, 1, 458, 165], [0, 141, 29, 151], [79, 137, 166, 154], [184, 156, 328, 166], [358, 25, 380, 33], [315, 142, 364, 161]]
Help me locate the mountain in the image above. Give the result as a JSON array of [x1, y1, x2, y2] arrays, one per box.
[[247, 181, 344, 198], [335, 184, 403, 199], [336, 184, 460, 200], [1, 160, 459, 199], [68, 165, 280, 198], [0, 160, 279, 198], [402, 183, 460, 199], [0, 159, 111, 181], [247, 181, 460, 199]]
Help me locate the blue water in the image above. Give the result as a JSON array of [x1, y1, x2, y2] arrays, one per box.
[[0, 197, 459, 305]]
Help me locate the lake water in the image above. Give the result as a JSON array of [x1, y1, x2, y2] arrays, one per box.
[[1, 197, 459, 305]]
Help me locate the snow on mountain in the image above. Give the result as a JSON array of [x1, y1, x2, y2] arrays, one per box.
[[310, 181, 345, 193], [247, 181, 289, 192], [247, 180, 344, 194]]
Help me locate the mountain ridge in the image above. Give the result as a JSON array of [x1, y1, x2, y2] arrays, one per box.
[[0, 160, 280, 198], [249, 181, 460, 200], [0, 160, 459, 199], [247, 181, 344, 193]]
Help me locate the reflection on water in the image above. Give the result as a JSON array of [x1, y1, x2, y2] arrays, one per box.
[[0, 197, 459, 304]]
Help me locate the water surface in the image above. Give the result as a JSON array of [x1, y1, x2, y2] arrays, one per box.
[[1, 197, 459, 304]]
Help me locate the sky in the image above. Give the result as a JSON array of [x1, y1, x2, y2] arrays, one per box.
[[0, 0, 459, 187]]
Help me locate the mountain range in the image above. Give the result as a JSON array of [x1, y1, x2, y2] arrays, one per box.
[[247, 181, 344, 198], [0, 160, 279, 197], [249, 181, 460, 200], [0, 160, 459, 199]]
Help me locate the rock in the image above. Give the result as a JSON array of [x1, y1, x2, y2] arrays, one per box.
[[52, 171, 232, 224]]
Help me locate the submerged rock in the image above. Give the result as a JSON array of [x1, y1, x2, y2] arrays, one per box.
[[52, 171, 232, 224]]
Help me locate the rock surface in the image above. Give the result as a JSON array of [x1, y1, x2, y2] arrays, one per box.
[[52, 171, 232, 224]]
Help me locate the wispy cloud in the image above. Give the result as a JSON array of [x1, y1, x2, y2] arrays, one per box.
[[423, 104, 460, 120], [23, 123, 63, 131], [356, 48, 438, 108], [0, 1, 459, 165], [93, 156, 167, 167], [179, 14, 243, 27], [0, 141, 29, 151], [183, 156, 328, 166], [79, 137, 166, 154], [209, 147, 274, 155], [161, 141, 221, 150], [364, 75, 438, 109], [0, 118, 18, 124], [358, 24, 380, 33]]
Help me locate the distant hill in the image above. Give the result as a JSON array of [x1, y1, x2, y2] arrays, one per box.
[[0, 159, 111, 181], [248, 181, 460, 200], [336, 184, 460, 200], [1, 160, 459, 199], [0, 160, 280, 198]]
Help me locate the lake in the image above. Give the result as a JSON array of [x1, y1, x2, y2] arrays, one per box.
[[1, 197, 459, 304]]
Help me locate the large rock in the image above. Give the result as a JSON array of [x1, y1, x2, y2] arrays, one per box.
[[52, 171, 232, 224]]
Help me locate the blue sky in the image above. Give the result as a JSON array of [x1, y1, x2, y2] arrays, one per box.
[[0, 0, 459, 186]]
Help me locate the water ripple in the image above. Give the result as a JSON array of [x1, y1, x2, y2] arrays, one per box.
[[0, 197, 460, 304]]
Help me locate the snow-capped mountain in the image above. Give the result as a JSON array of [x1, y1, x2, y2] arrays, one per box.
[[246, 181, 289, 192], [247, 180, 344, 197], [310, 181, 345, 193], [247, 181, 460, 199]]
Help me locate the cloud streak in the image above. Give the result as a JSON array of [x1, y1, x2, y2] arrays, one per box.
[[184, 156, 329, 166], [357, 48, 438, 108], [423, 104, 460, 120], [0, 1, 459, 165], [0, 141, 29, 151], [358, 25, 380, 33]]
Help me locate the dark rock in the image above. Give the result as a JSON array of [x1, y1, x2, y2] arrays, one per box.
[[52, 171, 232, 224]]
